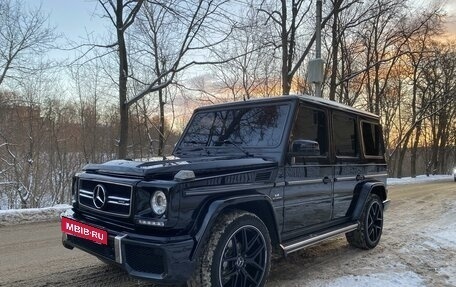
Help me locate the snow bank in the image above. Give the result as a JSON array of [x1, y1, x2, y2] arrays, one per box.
[[0, 204, 71, 226], [387, 174, 452, 186]]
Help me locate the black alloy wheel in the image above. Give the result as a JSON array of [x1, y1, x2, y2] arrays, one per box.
[[188, 211, 271, 287], [219, 225, 267, 287], [346, 193, 384, 249], [366, 199, 383, 245]]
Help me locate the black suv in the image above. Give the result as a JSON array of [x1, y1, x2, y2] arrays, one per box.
[[61, 95, 389, 287]]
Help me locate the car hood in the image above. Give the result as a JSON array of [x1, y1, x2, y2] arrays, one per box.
[[82, 156, 277, 180]]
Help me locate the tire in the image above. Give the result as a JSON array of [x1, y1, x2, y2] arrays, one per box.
[[346, 193, 384, 250], [189, 210, 272, 287]]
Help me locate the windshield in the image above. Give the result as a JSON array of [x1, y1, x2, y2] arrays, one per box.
[[177, 104, 290, 153]]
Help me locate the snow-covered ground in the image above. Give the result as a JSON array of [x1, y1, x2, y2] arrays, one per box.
[[307, 271, 426, 287]]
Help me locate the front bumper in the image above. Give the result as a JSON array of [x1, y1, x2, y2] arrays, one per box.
[[61, 210, 196, 284]]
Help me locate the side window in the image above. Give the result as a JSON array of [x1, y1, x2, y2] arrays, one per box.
[[362, 121, 383, 157], [291, 106, 328, 156], [333, 113, 358, 157]]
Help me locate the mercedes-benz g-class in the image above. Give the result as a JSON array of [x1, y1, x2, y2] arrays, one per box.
[[61, 95, 389, 287]]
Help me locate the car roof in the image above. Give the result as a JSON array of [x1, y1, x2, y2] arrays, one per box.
[[194, 95, 379, 119]]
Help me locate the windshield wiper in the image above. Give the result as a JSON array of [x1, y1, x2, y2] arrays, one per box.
[[178, 141, 211, 156], [215, 140, 252, 157], [183, 140, 207, 145]]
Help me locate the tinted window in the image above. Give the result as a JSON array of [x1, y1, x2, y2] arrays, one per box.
[[180, 104, 290, 148], [362, 121, 383, 156], [333, 113, 358, 157], [291, 106, 328, 156]]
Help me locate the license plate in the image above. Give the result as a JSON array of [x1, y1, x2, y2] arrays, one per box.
[[61, 217, 108, 245]]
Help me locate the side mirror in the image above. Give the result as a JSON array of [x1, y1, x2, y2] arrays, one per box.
[[290, 140, 320, 156]]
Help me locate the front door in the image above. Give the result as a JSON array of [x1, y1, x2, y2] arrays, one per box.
[[283, 105, 333, 234], [283, 163, 333, 232]]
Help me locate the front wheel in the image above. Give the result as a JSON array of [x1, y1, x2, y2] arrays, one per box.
[[189, 210, 272, 287], [346, 193, 384, 249]]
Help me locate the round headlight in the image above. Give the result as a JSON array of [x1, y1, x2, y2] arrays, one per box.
[[151, 190, 167, 215]]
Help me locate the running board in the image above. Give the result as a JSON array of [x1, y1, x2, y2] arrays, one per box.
[[280, 223, 359, 256]]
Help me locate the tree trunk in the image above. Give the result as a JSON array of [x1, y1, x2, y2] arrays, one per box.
[[281, 0, 290, 95], [158, 89, 165, 156], [397, 144, 407, 178], [431, 118, 438, 175], [397, 128, 413, 178], [117, 0, 129, 159], [328, 0, 341, 101], [410, 65, 419, 178], [438, 115, 448, 173], [410, 121, 421, 178]]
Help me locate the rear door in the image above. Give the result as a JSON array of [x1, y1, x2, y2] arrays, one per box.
[[331, 112, 363, 220]]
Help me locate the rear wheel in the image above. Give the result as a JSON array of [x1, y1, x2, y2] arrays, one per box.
[[189, 210, 271, 287], [346, 194, 384, 249]]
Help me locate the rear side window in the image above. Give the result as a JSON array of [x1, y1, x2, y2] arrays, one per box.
[[362, 121, 383, 157], [333, 113, 358, 157]]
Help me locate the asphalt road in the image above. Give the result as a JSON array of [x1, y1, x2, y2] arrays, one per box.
[[1, 179, 455, 287]]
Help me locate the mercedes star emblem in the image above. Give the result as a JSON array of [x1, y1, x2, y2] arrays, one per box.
[[93, 184, 107, 209]]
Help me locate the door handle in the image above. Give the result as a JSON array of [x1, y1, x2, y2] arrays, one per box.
[[356, 174, 365, 181], [322, 176, 331, 184]]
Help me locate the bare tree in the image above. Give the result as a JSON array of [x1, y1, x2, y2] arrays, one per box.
[[208, 3, 280, 101], [0, 0, 56, 87], [326, 0, 384, 102], [86, 0, 237, 158], [404, 16, 442, 177], [258, 0, 360, 95], [421, 42, 456, 174], [94, 0, 144, 159]]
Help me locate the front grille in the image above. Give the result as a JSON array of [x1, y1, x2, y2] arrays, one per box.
[[124, 244, 165, 274], [78, 179, 133, 218]]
